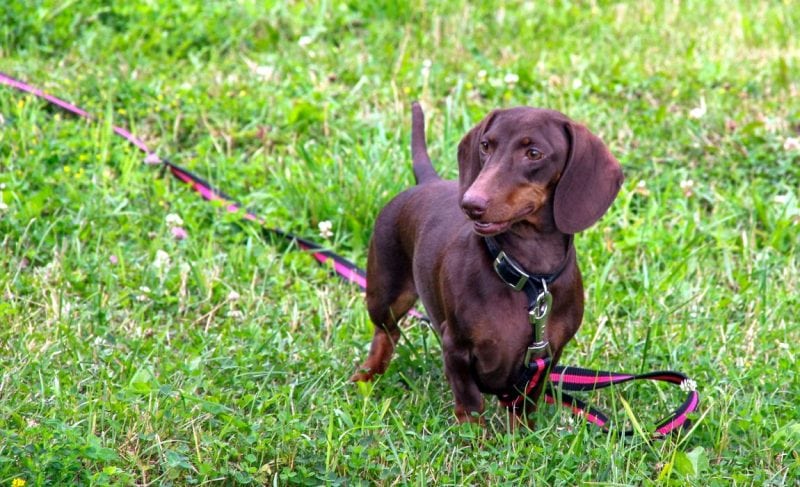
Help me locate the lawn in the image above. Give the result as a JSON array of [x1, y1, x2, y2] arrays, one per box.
[[1, 0, 799, 485]]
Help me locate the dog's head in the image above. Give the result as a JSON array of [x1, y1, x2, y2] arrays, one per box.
[[458, 107, 624, 235]]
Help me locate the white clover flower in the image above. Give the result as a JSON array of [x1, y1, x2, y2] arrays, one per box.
[[254, 65, 274, 79], [137, 286, 152, 302], [783, 137, 800, 152], [635, 180, 650, 196], [680, 179, 695, 197], [166, 213, 184, 227], [318, 220, 333, 238], [680, 378, 698, 392], [477, 69, 487, 80], [504, 72, 519, 85], [688, 99, 706, 119], [227, 290, 241, 302], [153, 250, 171, 271], [421, 59, 432, 78], [228, 309, 244, 320], [571, 78, 583, 90], [298, 36, 313, 47]]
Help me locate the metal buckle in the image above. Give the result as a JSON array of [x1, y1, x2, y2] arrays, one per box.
[[528, 285, 552, 324], [525, 279, 552, 364], [493, 251, 529, 291], [524, 341, 549, 364]]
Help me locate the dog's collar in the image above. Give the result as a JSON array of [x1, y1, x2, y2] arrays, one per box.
[[484, 235, 572, 295], [484, 236, 573, 364]]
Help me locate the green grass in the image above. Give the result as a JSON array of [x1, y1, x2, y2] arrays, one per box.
[[1, 0, 799, 484]]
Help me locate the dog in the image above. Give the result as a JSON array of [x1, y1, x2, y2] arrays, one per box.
[[351, 103, 623, 424]]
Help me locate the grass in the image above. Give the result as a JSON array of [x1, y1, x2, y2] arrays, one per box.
[[1, 0, 799, 484]]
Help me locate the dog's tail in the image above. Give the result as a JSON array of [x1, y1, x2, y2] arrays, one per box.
[[411, 102, 439, 184]]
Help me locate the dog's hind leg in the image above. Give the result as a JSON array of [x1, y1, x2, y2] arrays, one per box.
[[350, 229, 417, 382]]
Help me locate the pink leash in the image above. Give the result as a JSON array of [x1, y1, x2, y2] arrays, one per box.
[[0, 70, 366, 291], [1, 71, 698, 437]]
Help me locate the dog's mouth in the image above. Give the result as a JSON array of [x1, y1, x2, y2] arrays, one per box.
[[472, 220, 512, 236], [470, 205, 537, 236]]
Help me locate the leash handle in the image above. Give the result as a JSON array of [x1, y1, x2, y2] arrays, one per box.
[[501, 359, 699, 437], [547, 365, 699, 436]]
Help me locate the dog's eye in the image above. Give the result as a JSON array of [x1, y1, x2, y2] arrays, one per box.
[[479, 141, 489, 153], [527, 148, 544, 161]]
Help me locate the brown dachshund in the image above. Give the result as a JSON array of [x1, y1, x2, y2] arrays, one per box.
[[351, 103, 623, 424]]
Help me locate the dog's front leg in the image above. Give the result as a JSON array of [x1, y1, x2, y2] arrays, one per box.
[[441, 322, 484, 423]]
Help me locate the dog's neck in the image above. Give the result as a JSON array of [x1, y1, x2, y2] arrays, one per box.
[[492, 223, 572, 276]]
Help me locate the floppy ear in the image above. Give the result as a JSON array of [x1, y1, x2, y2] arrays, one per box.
[[553, 122, 624, 234], [457, 111, 497, 198]]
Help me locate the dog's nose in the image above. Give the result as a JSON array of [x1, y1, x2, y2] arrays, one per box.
[[461, 193, 488, 220]]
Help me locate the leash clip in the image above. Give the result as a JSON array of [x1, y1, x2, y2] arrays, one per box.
[[528, 281, 552, 324], [525, 279, 551, 363]]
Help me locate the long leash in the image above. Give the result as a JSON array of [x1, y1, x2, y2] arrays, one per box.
[[1, 71, 699, 437], [0, 71, 366, 290]]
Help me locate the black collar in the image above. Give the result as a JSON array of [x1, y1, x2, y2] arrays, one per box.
[[483, 236, 572, 304]]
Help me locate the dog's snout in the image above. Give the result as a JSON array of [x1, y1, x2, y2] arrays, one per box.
[[461, 193, 489, 220]]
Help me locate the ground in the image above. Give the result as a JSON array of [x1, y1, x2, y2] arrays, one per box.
[[1, 1, 799, 485]]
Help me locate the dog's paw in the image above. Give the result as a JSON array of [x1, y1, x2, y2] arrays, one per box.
[[349, 368, 374, 382]]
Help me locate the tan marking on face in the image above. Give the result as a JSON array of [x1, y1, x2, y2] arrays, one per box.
[[508, 182, 548, 213], [482, 182, 548, 223]]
